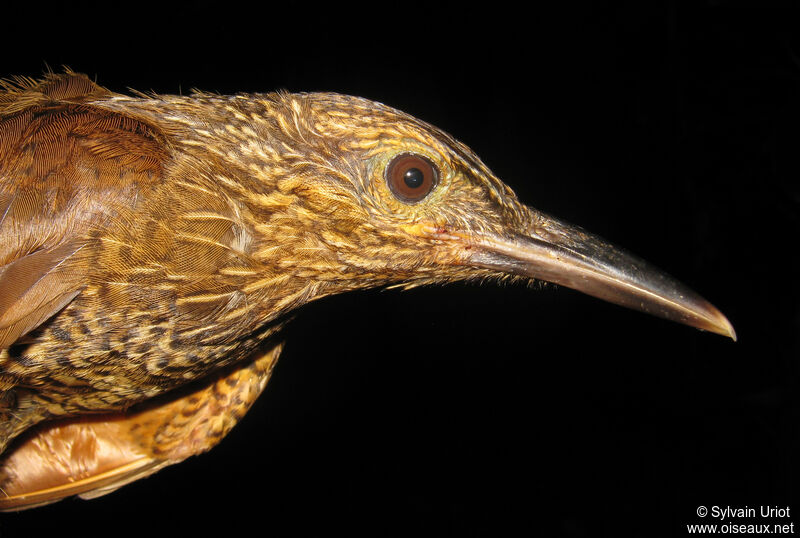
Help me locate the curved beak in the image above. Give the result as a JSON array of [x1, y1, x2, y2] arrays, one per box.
[[465, 207, 736, 339]]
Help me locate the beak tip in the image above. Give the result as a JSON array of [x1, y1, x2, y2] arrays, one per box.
[[705, 306, 737, 341], [720, 316, 737, 342]]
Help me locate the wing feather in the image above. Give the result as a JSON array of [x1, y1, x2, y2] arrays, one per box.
[[0, 242, 85, 348], [0, 341, 282, 510], [0, 72, 167, 350]]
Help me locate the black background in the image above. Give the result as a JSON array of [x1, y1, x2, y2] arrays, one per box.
[[1, 2, 798, 537]]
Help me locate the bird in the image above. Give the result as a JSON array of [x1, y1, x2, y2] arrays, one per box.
[[0, 71, 735, 510]]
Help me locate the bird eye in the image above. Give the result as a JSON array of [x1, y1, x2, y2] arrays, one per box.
[[385, 153, 438, 203]]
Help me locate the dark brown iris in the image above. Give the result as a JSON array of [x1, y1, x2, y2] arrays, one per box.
[[385, 153, 438, 203]]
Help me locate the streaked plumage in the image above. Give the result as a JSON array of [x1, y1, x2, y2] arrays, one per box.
[[0, 72, 734, 509]]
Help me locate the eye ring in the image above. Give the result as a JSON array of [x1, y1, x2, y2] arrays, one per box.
[[385, 153, 439, 204]]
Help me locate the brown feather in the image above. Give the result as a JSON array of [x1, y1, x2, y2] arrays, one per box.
[[0, 242, 84, 349], [0, 341, 281, 510]]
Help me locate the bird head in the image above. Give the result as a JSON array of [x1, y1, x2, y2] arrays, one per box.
[[118, 90, 733, 339], [193, 92, 731, 339]]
